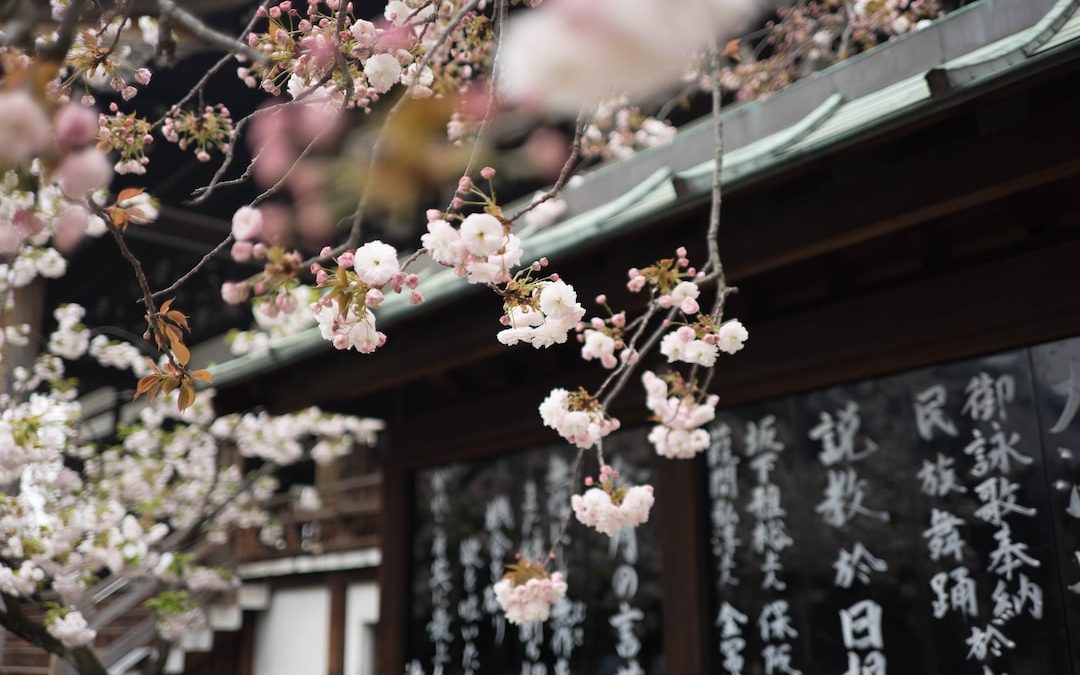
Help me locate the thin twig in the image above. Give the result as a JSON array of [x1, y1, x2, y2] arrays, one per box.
[[458, 0, 506, 182], [505, 108, 589, 226], [158, 0, 269, 64], [543, 446, 586, 567], [599, 306, 678, 410], [187, 72, 332, 205], [334, 2, 355, 106], [149, 234, 234, 302]]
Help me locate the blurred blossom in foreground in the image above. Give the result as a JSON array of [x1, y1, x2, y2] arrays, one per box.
[[499, 0, 764, 113]]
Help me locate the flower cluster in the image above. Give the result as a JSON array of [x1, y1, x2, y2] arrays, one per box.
[[659, 318, 748, 367], [47, 304, 90, 361], [642, 370, 719, 459], [240, 0, 460, 105], [423, 211, 524, 286], [493, 559, 567, 625], [577, 295, 630, 369], [539, 387, 619, 449], [162, 104, 234, 162], [583, 97, 677, 162], [97, 104, 153, 175], [308, 240, 422, 353], [228, 286, 318, 356], [54, 19, 153, 103], [717, 0, 941, 101], [45, 608, 96, 648], [571, 464, 655, 537], [497, 274, 585, 349]]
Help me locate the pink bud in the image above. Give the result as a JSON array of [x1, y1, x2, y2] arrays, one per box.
[[389, 271, 405, 293], [457, 176, 473, 193], [426, 209, 442, 222], [315, 269, 329, 284], [590, 317, 605, 329], [365, 288, 384, 307], [480, 166, 496, 179], [539, 257, 549, 267], [310, 263, 322, 274], [451, 197, 464, 210], [594, 293, 607, 305], [405, 273, 420, 289], [657, 294, 674, 308], [54, 104, 98, 147], [337, 251, 355, 269], [409, 289, 424, 305], [678, 257, 689, 267], [676, 246, 687, 258], [676, 326, 695, 342], [230, 241, 253, 262], [220, 281, 249, 305], [550, 273, 560, 282], [680, 298, 700, 314], [135, 68, 152, 85], [627, 267, 640, 278], [320, 245, 333, 256], [252, 243, 268, 260], [611, 312, 626, 327]]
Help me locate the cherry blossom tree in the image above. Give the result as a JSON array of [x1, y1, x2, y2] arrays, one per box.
[[0, 0, 947, 671]]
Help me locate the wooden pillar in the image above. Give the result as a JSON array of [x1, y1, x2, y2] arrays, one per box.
[[656, 454, 711, 675], [328, 573, 347, 675], [376, 466, 411, 675]]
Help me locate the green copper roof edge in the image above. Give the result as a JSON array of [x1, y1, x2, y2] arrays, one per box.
[[208, 2, 1080, 391]]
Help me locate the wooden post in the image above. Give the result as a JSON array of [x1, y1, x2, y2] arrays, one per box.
[[328, 573, 346, 675], [656, 454, 711, 675], [376, 466, 411, 675]]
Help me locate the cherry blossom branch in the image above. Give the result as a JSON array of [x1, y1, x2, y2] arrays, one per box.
[[301, 0, 484, 268], [0, 593, 107, 675], [544, 445, 586, 567], [600, 306, 679, 410], [334, 2, 356, 107], [187, 73, 332, 205], [705, 45, 725, 287], [250, 130, 325, 208], [148, 235, 234, 302], [150, 0, 270, 130], [459, 0, 507, 181], [157, 0, 270, 65], [505, 108, 589, 226]]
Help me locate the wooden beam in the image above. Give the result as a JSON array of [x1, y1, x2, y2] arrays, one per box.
[[385, 237, 1080, 468], [722, 96, 1080, 280]]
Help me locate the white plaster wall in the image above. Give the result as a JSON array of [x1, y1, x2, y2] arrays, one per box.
[[344, 583, 380, 675], [254, 587, 329, 675]]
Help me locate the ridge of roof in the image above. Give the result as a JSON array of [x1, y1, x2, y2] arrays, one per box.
[[206, 0, 1080, 391]]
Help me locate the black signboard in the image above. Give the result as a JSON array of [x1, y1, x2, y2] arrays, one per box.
[[706, 339, 1079, 675], [407, 335, 1080, 675], [407, 429, 664, 675]]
